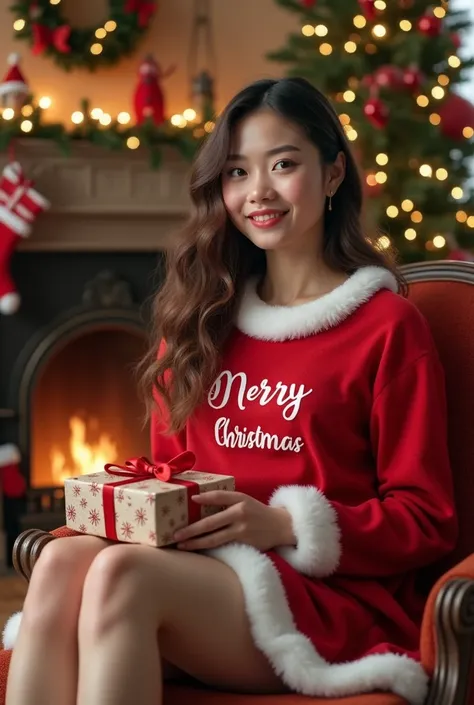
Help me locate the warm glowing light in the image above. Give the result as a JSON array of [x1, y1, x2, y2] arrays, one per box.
[[365, 43, 377, 54], [416, 95, 429, 107], [401, 199, 414, 212], [127, 136, 140, 149], [99, 112, 112, 125], [170, 114, 186, 127], [463, 126, 474, 139], [302, 24, 314, 36], [20, 119, 33, 132], [50, 416, 117, 485], [386, 205, 399, 218], [456, 210, 467, 223], [315, 24, 329, 36], [50, 0, 61, 4], [451, 187, 464, 199], [448, 55, 461, 68], [183, 108, 197, 121], [339, 113, 351, 125], [411, 211, 423, 223], [436, 167, 448, 180], [419, 164, 432, 177], [343, 90, 356, 102], [90, 108, 103, 119], [374, 0, 386, 9], [366, 174, 378, 186], [95, 28, 107, 39], [345, 41, 357, 53], [376, 153, 388, 166], [13, 19, 25, 31], [399, 20, 412, 31], [431, 86, 445, 99], [2, 108, 14, 120], [71, 111, 84, 124], [404, 228, 417, 240], [104, 20, 117, 32], [372, 24, 387, 38], [433, 234, 446, 248], [438, 74, 450, 86], [429, 113, 441, 125], [375, 171, 387, 183], [117, 111, 131, 124], [353, 15, 366, 28], [319, 43, 333, 55], [21, 104, 33, 116], [90, 43, 103, 55], [377, 235, 391, 249], [204, 121, 215, 133], [39, 96, 52, 109], [467, 216, 474, 228], [433, 6, 446, 18]]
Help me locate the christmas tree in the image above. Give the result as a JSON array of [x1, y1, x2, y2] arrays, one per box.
[[267, 0, 474, 262]]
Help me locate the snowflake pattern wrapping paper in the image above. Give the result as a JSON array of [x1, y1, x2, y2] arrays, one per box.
[[64, 469, 235, 547]]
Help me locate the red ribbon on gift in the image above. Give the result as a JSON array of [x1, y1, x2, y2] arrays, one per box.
[[124, 0, 156, 28], [103, 452, 200, 542], [32, 23, 71, 55]]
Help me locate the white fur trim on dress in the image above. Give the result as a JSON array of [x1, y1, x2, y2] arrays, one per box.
[[208, 543, 428, 704], [0, 443, 21, 467], [0, 206, 30, 237], [237, 266, 398, 341], [2, 611, 22, 650], [269, 485, 341, 577]]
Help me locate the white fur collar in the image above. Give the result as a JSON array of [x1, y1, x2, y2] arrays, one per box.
[[236, 266, 398, 341]]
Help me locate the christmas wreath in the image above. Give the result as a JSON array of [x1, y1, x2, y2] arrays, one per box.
[[9, 0, 156, 72]]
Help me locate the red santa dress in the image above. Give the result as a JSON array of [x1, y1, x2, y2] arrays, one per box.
[[151, 266, 457, 704]]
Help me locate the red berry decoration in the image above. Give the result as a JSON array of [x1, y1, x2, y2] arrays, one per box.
[[364, 97, 389, 128], [418, 12, 442, 37], [300, 0, 317, 7], [358, 0, 377, 20], [373, 65, 405, 90], [402, 66, 424, 93]]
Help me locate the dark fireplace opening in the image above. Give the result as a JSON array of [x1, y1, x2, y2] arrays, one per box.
[[0, 251, 164, 563]]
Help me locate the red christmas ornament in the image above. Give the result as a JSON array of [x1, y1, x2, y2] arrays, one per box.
[[358, 0, 377, 20], [124, 0, 156, 29], [438, 93, 474, 140], [300, 0, 317, 6], [451, 33, 461, 50], [373, 65, 405, 90], [133, 54, 175, 126], [364, 97, 389, 128], [417, 12, 442, 37], [402, 66, 424, 93]]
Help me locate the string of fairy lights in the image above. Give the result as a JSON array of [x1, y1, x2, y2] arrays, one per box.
[[301, 0, 474, 252]]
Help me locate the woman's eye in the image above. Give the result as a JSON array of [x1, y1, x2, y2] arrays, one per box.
[[273, 159, 295, 171], [227, 167, 246, 177]]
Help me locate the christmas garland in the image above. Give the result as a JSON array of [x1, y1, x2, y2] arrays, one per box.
[[9, 0, 156, 72]]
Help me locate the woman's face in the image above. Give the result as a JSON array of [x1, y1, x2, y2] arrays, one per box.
[[221, 108, 345, 253]]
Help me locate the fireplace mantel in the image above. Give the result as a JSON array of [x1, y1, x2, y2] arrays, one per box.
[[1, 139, 193, 251]]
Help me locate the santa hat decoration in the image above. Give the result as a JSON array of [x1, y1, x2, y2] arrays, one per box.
[[0, 54, 29, 110], [0, 444, 26, 498]]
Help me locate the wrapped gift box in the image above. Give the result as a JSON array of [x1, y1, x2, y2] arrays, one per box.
[[64, 452, 235, 547]]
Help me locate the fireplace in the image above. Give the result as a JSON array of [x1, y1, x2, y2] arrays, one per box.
[[0, 140, 189, 562]]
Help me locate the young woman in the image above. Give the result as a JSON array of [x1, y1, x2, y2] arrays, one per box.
[[4, 77, 457, 705]]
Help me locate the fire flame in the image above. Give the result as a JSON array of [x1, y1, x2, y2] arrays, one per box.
[[50, 416, 117, 484]]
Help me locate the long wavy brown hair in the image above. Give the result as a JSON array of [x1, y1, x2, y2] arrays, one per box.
[[139, 77, 403, 433]]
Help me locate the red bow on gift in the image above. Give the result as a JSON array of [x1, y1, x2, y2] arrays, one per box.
[[32, 23, 71, 55], [104, 451, 195, 483], [124, 0, 156, 28]]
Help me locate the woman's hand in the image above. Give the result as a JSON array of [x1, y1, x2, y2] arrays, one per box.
[[173, 491, 296, 552]]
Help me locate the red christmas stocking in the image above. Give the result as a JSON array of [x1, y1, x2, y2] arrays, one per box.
[[0, 444, 26, 498], [0, 161, 50, 314]]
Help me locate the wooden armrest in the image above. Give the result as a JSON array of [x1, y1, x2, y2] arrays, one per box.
[[423, 554, 474, 705], [12, 527, 81, 582]]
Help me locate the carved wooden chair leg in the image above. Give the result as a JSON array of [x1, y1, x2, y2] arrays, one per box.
[[12, 529, 58, 582]]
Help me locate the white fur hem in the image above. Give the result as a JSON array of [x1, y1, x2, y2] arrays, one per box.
[[208, 543, 428, 704], [0, 444, 21, 467], [269, 485, 341, 577], [2, 611, 22, 650], [237, 266, 398, 341]]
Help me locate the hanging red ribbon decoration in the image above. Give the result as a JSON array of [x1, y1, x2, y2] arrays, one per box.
[[32, 23, 71, 55], [124, 0, 156, 29], [103, 451, 200, 541]]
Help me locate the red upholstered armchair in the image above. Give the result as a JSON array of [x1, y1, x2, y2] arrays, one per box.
[[0, 260, 473, 705]]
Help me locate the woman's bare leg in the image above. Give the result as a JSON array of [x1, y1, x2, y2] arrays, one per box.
[[5, 535, 110, 705], [77, 545, 284, 705]]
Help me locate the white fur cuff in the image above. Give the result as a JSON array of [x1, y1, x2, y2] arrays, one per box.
[[3, 611, 22, 650], [269, 485, 341, 577]]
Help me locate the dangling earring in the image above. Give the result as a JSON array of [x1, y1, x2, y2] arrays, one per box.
[[328, 191, 333, 212]]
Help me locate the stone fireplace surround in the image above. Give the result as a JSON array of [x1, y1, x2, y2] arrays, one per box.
[[0, 139, 191, 562]]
